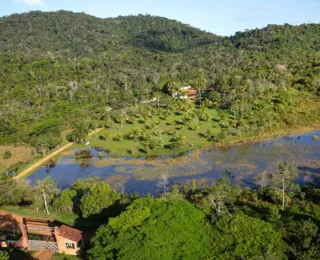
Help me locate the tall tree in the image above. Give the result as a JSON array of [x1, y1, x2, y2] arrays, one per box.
[[69, 122, 89, 144], [80, 182, 119, 218], [33, 177, 59, 215], [269, 161, 300, 211]]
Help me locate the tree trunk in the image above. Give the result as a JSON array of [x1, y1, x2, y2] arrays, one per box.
[[43, 192, 50, 215], [282, 178, 285, 211]]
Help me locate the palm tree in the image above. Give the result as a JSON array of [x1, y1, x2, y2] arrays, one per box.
[[194, 73, 207, 105], [218, 113, 232, 129], [71, 122, 89, 143], [166, 81, 180, 98]]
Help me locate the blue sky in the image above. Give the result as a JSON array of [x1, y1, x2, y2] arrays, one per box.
[[1, 0, 319, 36]]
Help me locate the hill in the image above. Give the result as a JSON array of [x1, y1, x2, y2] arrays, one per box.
[[0, 10, 218, 55], [0, 11, 319, 169]]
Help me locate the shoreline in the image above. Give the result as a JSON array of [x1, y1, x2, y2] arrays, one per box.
[[15, 123, 320, 179], [14, 128, 103, 180], [39, 124, 320, 161], [93, 122, 320, 159], [219, 123, 320, 147]]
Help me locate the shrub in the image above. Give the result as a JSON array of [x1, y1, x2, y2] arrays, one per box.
[[3, 151, 12, 159]]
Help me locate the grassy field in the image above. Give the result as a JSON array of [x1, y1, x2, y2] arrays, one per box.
[[0, 145, 34, 172], [76, 107, 221, 156], [75, 99, 320, 157]]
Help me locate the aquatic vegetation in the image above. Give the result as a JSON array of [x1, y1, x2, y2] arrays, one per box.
[[74, 149, 93, 159], [26, 130, 320, 194]]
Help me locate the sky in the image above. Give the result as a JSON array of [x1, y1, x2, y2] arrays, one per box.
[[1, 0, 319, 36]]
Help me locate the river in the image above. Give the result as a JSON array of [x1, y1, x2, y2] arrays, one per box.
[[26, 130, 320, 195]]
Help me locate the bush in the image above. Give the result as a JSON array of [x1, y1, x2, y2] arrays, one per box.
[[0, 250, 9, 260], [3, 151, 12, 159]]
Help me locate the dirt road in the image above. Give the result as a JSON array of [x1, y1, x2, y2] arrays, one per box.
[[13, 128, 103, 180]]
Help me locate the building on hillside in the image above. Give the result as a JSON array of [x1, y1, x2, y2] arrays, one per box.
[[7, 218, 83, 256], [173, 86, 197, 99]]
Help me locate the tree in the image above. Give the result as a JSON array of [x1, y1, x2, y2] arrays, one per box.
[[33, 177, 59, 215], [53, 188, 76, 213], [156, 174, 169, 195], [193, 73, 207, 106], [285, 219, 320, 260], [165, 184, 184, 201], [191, 179, 197, 192], [202, 178, 241, 217], [71, 177, 101, 197], [211, 213, 286, 259], [80, 182, 119, 218], [0, 250, 9, 260], [69, 121, 89, 143], [269, 161, 300, 211], [0, 174, 33, 205], [89, 198, 211, 260], [0, 175, 32, 206], [165, 81, 180, 97]]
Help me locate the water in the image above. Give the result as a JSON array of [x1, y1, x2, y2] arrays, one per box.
[[27, 130, 320, 195]]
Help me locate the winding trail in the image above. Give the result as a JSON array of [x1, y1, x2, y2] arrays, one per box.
[[13, 128, 103, 180]]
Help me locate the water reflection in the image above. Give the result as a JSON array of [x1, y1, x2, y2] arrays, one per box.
[[27, 130, 320, 195]]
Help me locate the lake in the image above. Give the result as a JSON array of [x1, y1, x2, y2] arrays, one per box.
[[26, 130, 320, 195]]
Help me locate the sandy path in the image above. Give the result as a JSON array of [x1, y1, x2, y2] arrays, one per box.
[[13, 128, 103, 180]]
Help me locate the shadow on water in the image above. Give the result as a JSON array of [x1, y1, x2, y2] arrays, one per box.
[[26, 130, 320, 195], [297, 166, 320, 174]]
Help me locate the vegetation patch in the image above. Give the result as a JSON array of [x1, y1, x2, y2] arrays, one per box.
[[0, 145, 34, 173]]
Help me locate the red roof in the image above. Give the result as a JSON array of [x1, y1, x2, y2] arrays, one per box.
[[58, 225, 82, 243]]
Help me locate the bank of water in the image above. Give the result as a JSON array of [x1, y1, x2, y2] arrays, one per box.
[[27, 130, 320, 195]]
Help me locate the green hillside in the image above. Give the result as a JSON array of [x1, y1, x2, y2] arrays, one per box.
[[0, 11, 319, 169], [0, 11, 217, 55]]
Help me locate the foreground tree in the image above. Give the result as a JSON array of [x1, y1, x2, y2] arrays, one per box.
[[211, 213, 286, 259], [285, 219, 320, 260], [89, 198, 211, 260], [80, 182, 119, 218], [33, 177, 59, 215], [0, 175, 32, 206], [53, 188, 77, 213], [269, 161, 300, 211], [202, 178, 241, 217]]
